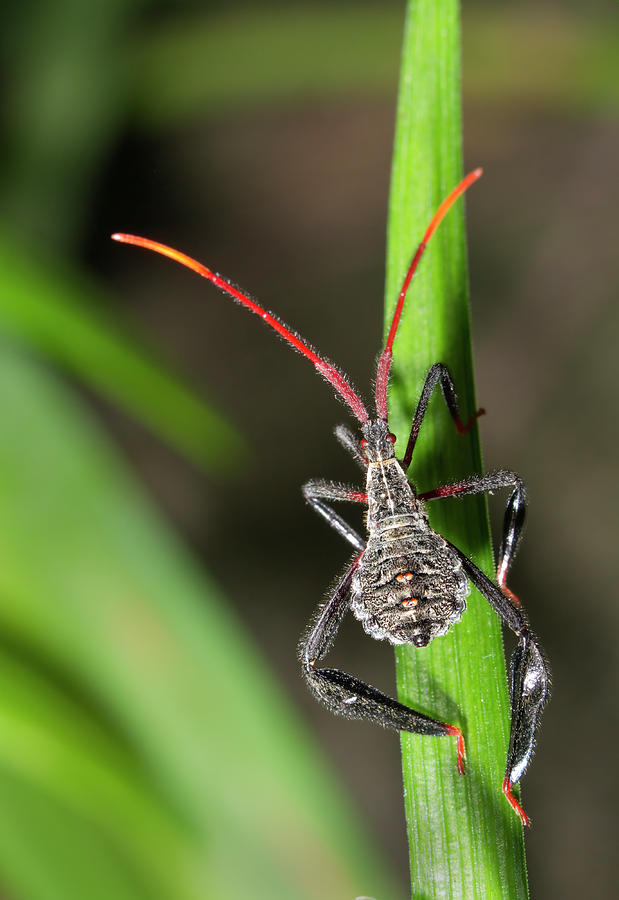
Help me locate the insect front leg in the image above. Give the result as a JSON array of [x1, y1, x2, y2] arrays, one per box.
[[420, 469, 527, 605], [300, 558, 466, 774], [401, 363, 485, 470], [450, 546, 550, 825]]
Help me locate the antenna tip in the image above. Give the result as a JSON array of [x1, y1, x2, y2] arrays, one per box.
[[111, 233, 127, 243], [472, 167, 483, 179]]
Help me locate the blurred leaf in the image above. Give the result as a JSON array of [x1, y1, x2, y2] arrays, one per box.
[[132, 5, 618, 129], [385, 0, 527, 896], [0, 769, 176, 900], [0, 231, 243, 472], [134, 6, 402, 124], [0, 653, 198, 900], [1, 0, 141, 251], [0, 342, 399, 900], [464, 7, 619, 115]]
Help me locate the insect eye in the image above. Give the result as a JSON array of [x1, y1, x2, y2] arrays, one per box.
[[387, 432, 397, 444], [360, 438, 368, 450], [396, 572, 414, 583]]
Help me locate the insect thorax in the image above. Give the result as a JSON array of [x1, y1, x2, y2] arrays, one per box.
[[351, 459, 469, 647]]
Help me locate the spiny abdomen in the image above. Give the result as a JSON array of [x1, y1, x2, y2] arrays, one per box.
[[351, 519, 469, 647]]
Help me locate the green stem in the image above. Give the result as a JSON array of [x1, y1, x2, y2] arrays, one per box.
[[385, 2, 529, 896]]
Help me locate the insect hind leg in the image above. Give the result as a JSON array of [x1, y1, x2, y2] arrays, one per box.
[[300, 558, 466, 773], [449, 544, 550, 825]]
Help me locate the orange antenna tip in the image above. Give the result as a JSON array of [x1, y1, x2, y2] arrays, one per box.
[[110, 230, 369, 422]]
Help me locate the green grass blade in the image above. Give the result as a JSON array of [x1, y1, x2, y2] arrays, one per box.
[[385, 1, 529, 896], [0, 232, 243, 472], [0, 342, 399, 900]]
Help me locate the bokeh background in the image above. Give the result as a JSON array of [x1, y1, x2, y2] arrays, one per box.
[[1, 1, 617, 898]]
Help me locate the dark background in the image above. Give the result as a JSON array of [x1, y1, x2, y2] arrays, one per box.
[[3, 1, 618, 897]]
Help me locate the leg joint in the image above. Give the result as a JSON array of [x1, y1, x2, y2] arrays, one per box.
[[302, 655, 317, 674]]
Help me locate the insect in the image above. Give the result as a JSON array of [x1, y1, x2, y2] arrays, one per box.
[[112, 168, 549, 825]]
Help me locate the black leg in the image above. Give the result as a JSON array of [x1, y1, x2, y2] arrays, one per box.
[[448, 544, 550, 825], [300, 557, 466, 772], [334, 424, 367, 469], [302, 480, 366, 552], [419, 469, 527, 606], [401, 363, 484, 470]]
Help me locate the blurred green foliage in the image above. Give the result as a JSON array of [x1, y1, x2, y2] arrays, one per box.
[[0, 234, 242, 472], [0, 341, 395, 899], [0, 2, 409, 897], [0, 1, 616, 898], [132, 5, 618, 126]]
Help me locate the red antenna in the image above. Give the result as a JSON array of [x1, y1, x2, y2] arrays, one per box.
[[111, 233, 370, 423], [374, 168, 483, 421]]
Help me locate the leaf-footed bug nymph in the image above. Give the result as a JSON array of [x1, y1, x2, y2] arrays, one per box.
[[112, 168, 549, 826]]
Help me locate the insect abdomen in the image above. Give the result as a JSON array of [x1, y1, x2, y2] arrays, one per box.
[[351, 521, 469, 647]]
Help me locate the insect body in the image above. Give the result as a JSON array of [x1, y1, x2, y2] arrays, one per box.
[[350, 424, 469, 648], [113, 168, 549, 826]]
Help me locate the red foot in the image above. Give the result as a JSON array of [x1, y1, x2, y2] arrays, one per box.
[[502, 778, 530, 827], [445, 725, 466, 774], [456, 408, 485, 435]]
